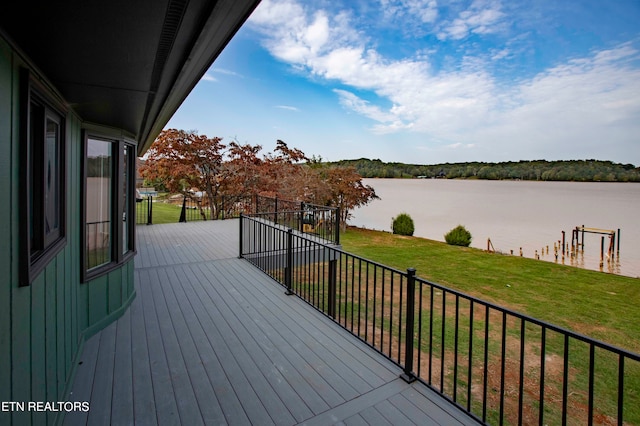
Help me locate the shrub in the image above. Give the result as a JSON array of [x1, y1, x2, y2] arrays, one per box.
[[392, 213, 415, 236], [445, 225, 472, 247]]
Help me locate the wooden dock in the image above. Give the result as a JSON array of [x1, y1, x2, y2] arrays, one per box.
[[63, 220, 477, 425]]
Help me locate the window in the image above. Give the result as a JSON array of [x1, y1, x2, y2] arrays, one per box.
[[82, 133, 135, 281], [85, 138, 113, 270], [20, 70, 66, 286]]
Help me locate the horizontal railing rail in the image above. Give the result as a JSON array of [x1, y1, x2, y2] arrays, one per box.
[[239, 214, 640, 426]]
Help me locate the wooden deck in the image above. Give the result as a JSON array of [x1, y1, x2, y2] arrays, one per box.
[[64, 220, 477, 425]]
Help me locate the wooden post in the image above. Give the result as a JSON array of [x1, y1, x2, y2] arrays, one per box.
[[609, 235, 614, 261], [617, 228, 621, 252], [581, 225, 585, 249], [562, 231, 566, 255], [600, 236, 605, 267]]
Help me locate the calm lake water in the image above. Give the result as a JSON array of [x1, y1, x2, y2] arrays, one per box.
[[350, 179, 640, 278]]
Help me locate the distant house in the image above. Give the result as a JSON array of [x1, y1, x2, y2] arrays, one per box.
[[0, 1, 260, 424]]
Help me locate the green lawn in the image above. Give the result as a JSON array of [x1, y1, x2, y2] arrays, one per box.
[[136, 200, 189, 224], [339, 227, 640, 424], [341, 226, 640, 354]]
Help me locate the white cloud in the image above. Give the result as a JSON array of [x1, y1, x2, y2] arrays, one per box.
[[213, 68, 242, 77], [437, 0, 505, 40], [380, 0, 439, 24], [334, 89, 398, 123], [201, 73, 217, 82], [249, 0, 640, 162], [276, 105, 300, 111]]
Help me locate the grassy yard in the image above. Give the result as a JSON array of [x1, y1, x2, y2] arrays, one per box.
[[341, 226, 640, 354], [136, 199, 189, 224], [337, 226, 640, 424]]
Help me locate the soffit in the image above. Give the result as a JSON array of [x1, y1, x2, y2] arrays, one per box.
[[0, 0, 261, 155]]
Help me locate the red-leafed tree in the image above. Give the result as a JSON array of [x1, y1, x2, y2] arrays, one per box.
[[141, 130, 378, 225], [140, 129, 225, 218], [321, 166, 378, 229]]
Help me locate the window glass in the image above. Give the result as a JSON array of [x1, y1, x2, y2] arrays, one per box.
[[44, 116, 60, 240], [86, 138, 113, 270], [122, 145, 132, 255]]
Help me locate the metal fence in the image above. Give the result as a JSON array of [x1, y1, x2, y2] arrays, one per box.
[[239, 214, 640, 426], [246, 205, 340, 245], [136, 196, 153, 225], [135, 194, 340, 244]]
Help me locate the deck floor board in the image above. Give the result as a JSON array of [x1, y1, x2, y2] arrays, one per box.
[[64, 220, 477, 426]]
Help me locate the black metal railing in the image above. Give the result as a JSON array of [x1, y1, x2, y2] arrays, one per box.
[[246, 204, 340, 245], [135, 193, 339, 237], [136, 195, 153, 225], [239, 214, 640, 426]]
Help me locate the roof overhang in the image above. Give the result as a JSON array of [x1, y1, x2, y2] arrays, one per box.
[[0, 0, 261, 156]]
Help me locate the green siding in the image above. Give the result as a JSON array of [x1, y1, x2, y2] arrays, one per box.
[[0, 35, 136, 426], [0, 36, 12, 408]]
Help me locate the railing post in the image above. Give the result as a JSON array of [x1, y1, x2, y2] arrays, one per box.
[[239, 213, 244, 259], [299, 202, 305, 233], [401, 268, 417, 383], [147, 195, 153, 225], [179, 195, 187, 223], [274, 196, 279, 224], [285, 228, 294, 295], [328, 257, 337, 318], [335, 208, 341, 245]]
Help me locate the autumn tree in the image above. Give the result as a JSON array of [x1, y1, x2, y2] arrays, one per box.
[[321, 166, 378, 229], [141, 131, 378, 224], [140, 129, 225, 219]]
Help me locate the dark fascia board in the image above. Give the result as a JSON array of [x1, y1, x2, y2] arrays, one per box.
[[137, 0, 262, 156]]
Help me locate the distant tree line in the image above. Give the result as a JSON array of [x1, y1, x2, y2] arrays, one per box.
[[329, 158, 640, 182]]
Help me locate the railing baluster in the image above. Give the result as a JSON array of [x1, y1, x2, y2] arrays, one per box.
[[401, 268, 416, 383], [429, 285, 434, 386], [588, 343, 595, 426], [500, 311, 507, 426], [454, 294, 460, 403], [562, 334, 569, 426], [467, 299, 474, 413], [357, 258, 363, 337], [365, 261, 370, 341], [398, 273, 404, 363], [381, 268, 385, 354], [483, 305, 489, 423], [441, 290, 446, 393], [238, 213, 640, 426], [372, 266, 377, 349], [417, 282, 424, 379], [540, 326, 547, 425], [389, 271, 395, 357], [285, 228, 293, 295], [351, 257, 356, 332], [618, 354, 624, 426], [519, 318, 526, 426]]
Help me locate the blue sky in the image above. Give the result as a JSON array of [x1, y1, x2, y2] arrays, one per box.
[[167, 0, 640, 165]]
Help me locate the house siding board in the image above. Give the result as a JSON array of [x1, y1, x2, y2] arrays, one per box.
[[108, 267, 122, 314], [88, 275, 108, 327], [56, 254, 66, 397], [0, 34, 136, 426], [0, 36, 13, 408], [44, 264, 55, 425]]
